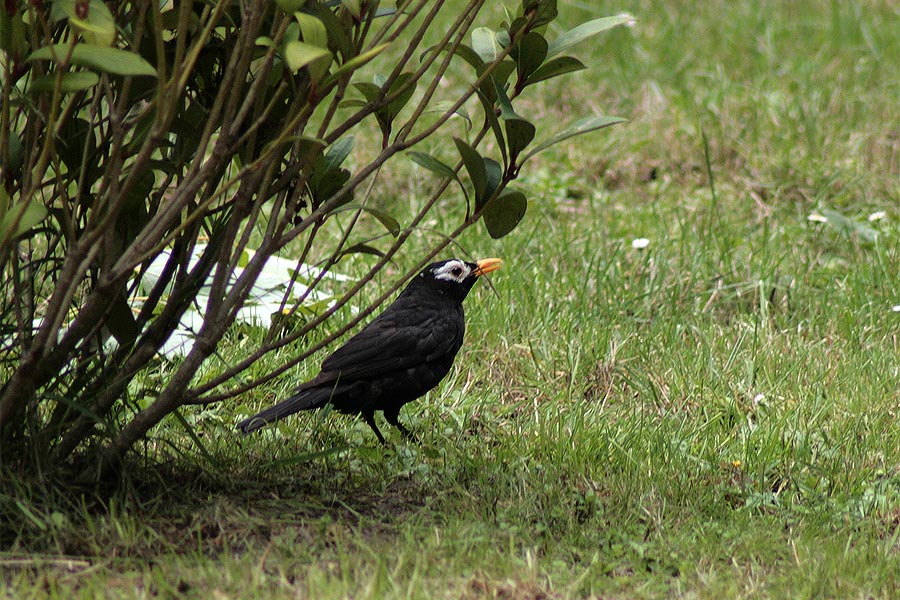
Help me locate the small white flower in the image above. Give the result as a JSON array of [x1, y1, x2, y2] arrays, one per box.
[[868, 211, 887, 222], [807, 213, 827, 223], [892, 305, 900, 313], [631, 238, 650, 249]]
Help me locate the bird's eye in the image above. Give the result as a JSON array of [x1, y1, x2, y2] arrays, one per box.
[[451, 267, 463, 277]]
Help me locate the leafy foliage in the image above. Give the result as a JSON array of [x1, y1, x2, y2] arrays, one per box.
[[0, 0, 628, 479]]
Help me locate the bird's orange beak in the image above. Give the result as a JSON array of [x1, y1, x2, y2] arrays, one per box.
[[474, 258, 503, 276]]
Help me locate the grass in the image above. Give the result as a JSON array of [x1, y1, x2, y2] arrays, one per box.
[[6, 0, 900, 597]]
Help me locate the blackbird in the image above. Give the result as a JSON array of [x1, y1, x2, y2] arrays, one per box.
[[236, 257, 502, 443]]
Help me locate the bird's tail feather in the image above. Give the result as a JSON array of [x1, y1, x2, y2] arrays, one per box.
[[236, 387, 334, 434]]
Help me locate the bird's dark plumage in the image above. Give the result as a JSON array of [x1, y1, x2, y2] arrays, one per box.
[[236, 257, 502, 443]]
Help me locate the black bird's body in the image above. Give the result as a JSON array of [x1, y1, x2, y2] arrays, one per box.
[[236, 258, 501, 443]]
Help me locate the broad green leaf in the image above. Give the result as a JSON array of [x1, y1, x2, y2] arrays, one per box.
[[385, 73, 417, 122], [474, 88, 507, 166], [0, 200, 48, 240], [313, 4, 351, 58], [453, 138, 486, 202], [326, 43, 389, 83], [493, 76, 519, 120], [58, 0, 116, 46], [5, 134, 22, 175], [482, 188, 527, 239], [514, 32, 548, 80], [493, 79, 535, 161], [522, 115, 626, 162], [489, 60, 517, 90], [525, 56, 585, 86], [0, 187, 9, 223], [340, 243, 385, 258], [341, 0, 361, 19], [451, 44, 484, 69], [283, 40, 332, 80], [408, 151, 457, 180], [472, 27, 501, 62], [1, 8, 26, 56], [505, 118, 536, 164], [425, 101, 472, 129], [331, 204, 401, 237], [294, 12, 328, 48], [27, 71, 99, 93], [522, 0, 558, 28], [407, 151, 469, 201], [353, 81, 380, 103], [482, 157, 503, 212], [285, 22, 300, 43], [27, 44, 157, 77], [324, 136, 354, 171], [274, 0, 305, 12], [339, 98, 367, 109], [547, 14, 635, 58]]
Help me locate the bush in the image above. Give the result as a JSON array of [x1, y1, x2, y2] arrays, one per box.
[[0, 0, 629, 480]]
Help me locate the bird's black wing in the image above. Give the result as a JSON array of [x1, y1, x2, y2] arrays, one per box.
[[315, 304, 463, 383]]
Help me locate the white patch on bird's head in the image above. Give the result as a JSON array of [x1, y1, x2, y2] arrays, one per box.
[[430, 259, 473, 283]]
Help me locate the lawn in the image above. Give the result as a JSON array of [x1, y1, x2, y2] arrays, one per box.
[[5, 0, 900, 598]]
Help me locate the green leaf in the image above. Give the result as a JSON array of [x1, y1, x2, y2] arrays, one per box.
[[522, 115, 626, 162], [353, 81, 380, 103], [0, 187, 9, 224], [493, 79, 535, 162], [57, 0, 116, 46], [454, 138, 486, 203], [449, 44, 484, 69], [482, 188, 527, 239], [472, 27, 502, 62], [474, 88, 507, 166], [294, 12, 328, 48], [407, 151, 469, 202], [326, 42, 389, 83], [283, 40, 332, 80], [27, 44, 157, 77], [547, 14, 635, 58], [312, 4, 351, 58], [493, 76, 519, 120], [525, 56, 585, 86], [426, 102, 471, 129], [505, 118, 536, 164], [522, 0, 558, 28], [408, 151, 457, 180], [341, 0, 361, 19], [27, 71, 99, 93], [330, 204, 401, 237], [0, 200, 49, 240], [514, 32, 548, 81], [490, 60, 517, 90], [340, 243, 384, 258], [386, 73, 417, 121], [1, 9, 26, 57], [274, 0, 306, 12], [482, 157, 503, 212], [325, 136, 354, 171]]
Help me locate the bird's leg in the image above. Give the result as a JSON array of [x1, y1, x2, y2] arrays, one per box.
[[384, 409, 419, 444], [361, 411, 387, 445]]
